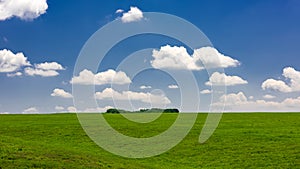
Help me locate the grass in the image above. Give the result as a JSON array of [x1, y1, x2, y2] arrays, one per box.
[[0, 113, 299, 168]]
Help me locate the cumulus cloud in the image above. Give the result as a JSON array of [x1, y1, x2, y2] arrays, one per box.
[[215, 92, 300, 112], [121, 6, 143, 23], [151, 45, 240, 70], [83, 106, 114, 113], [0, 112, 9, 114], [262, 67, 300, 93], [205, 72, 248, 86], [263, 94, 276, 99], [35, 62, 65, 70], [200, 89, 212, 94], [51, 88, 73, 98], [55, 106, 64, 111], [140, 85, 152, 89], [0, 49, 31, 73], [70, 69, 131, 85], [168, 84, 179, 89], [95, 88, 171, 104], [24, 67, 59, 77], [193, 47, 240, 68], [24, 62, 64, 77], [0, 0, 48, 21], [7, 72, 22, 77], [67, 106, 77, 112], [23, 107, 38, 114]]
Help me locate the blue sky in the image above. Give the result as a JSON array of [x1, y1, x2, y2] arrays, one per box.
[[0, 0, 300, 113]]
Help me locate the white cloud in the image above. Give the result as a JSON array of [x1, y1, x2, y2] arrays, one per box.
[[215, 92, 300, 112], [0, 112, 9, 114], [262, 67, 300, 93], [51, 88, 73, 98], [151, 45, 199, 70], [248, 96, 254, 100], [7, 71, 22, 77], [35, 62, 64, 70], [263, 94, 276, 99], [168, 84, 179, 89], [84, 106, 113, 113], [115, 9, 124, 14], [151, 45, 240, 70], [70, 69, 131, 85], [24, 62, 64, 77], [95, 88, 171, 104], [23, 107, 38, 114], [0, 0, 48, 21], [192, 47, 240, 68], [67, 106, 77, 112], [55, 106, 64, 111], [220, 92, 248, 105], [140, 85, 152, 89], [121, 6, 143, 23], [205, 72, 248, 86], [0, 49, 31, 73], [24, 67, 59, 77], [200, 89, 212, 94]]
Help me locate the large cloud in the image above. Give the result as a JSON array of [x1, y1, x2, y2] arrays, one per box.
[[0, 0, 48, 21], [51, 88, 73, 98], [151, 45, 240, 70], [121, 6, 143, 23], [205, 72, 248, 86], [70, 69, 131, 85], [262, 67, 300, 93], [95, 88, 171, 104], [0, 49, 31, 72]]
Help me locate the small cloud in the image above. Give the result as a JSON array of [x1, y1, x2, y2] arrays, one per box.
[[248, 96, 254, 100], [263, 94, 276, 99], [67, 106, 77, 112], [205, 72, 248, 86], [0, 112, 9, 114], [168, 85, 179, 89], [115, 9, 124, 14], [51, 88, 73, 98], [55, 106, 64, 111], [121, 6, 144, 23], [24, 62, 65, 77], [200, 89, 212, 94], [7, 72, 22, 77], [35, 62, 65, 70], [95, 88, 171, 104], [70, 69, 131, 85], [0, 49, 31, 73], [0, 0, 48, 21], [24, 67, 59, 77], [140, 85, 152, 89], [23, 107, 38, 114], [262, 67, 300, 93], [3, 37, 8, 42]]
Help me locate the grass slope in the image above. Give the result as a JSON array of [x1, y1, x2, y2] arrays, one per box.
[[0, 113, 299, 168]]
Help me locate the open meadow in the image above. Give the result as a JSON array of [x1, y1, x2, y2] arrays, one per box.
[[0, 113, 299, 168]]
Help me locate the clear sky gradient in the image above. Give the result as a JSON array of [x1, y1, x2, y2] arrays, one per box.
[[0, 0, 300, 113]]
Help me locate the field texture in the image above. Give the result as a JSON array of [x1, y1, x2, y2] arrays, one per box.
[[0, 113, 299, 168]]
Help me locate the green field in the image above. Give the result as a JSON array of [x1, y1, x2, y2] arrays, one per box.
[[0, 113, 299, 168]]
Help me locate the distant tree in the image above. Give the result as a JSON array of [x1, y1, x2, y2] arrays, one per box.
[[139, 108, 149, 112], [106, 108, 120, 114], [163, 109, 179, 113]]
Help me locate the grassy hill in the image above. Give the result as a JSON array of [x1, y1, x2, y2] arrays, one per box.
[[0, 113, 299, 168]]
